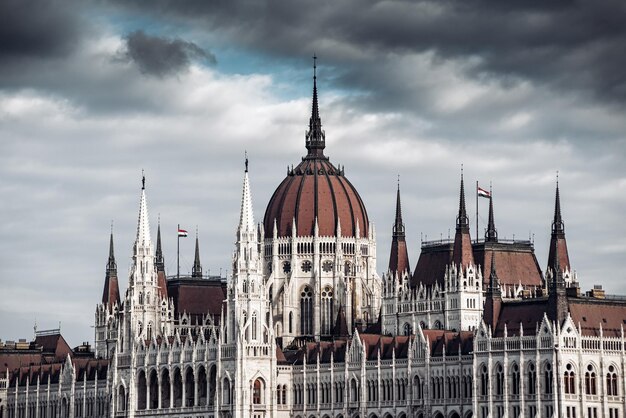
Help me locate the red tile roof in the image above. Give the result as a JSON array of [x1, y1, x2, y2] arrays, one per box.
[[263, 158, 369, 238]]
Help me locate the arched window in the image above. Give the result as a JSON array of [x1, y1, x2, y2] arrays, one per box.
[[564, 364, 576, 394], [289, 312, 293, 334], [544, 362, 553, 394], [147, 322, 153, 341], [138, 292, 144, 304], [607, 365, 619, 396], [253, 379, 264, 404], [495, 364, 504, 395], [300, 286, 313, 335], [223, 378, 231, 404], [480, 365, 489, 396], [527, 362, 537, 395], [434, 320, 442, 330], [511, 363, 520, 395], [350, 379, 358, 402], [251, 312, 258, 341], [321, 286, 334, 335], [585, 364, 597, 395], [403, 323, 412, 336]]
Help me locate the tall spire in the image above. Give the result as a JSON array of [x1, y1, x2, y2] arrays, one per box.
[[102, 229, 120, 307], [238, 156, 255, 235], [155, 219, 165, 272], [388, 179, 410, 277], [552, 176, 565, 236], [452, 168, 474, 267], [305, 55, 325, 158], [483, 250, 502, 331], [134, 174, 152, 253], [547, 175, 570, 273], [393, 178, 405, 238], [192, 231, 202, 278], [485, 186, 497, 242], [456, 169, 470, 232], [106, 227, 116, 275]]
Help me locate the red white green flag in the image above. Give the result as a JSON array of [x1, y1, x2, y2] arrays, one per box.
[[477, 186, 491, 198], [178, 228, 188, 237]]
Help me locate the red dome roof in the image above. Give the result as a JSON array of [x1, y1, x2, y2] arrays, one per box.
[[263, 158, 369, 238], [263, 63, 369, 239]]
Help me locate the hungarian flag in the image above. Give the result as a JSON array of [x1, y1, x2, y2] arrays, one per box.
[[477, 186, 491, 198], [178, 228, 188, 237]]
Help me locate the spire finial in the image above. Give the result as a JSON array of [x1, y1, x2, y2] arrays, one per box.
[[305, 54, 325, 157], [552, 173, 564, 235], [393, 178, 405, 237], [192, 228, 202, 278], [485, 184, 498, 242], [245, 151, 249, 173], [142, 169, 145, 190], [456, 165, 469, 231]]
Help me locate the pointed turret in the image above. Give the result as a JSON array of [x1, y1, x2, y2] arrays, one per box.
[[192, 232, 202, 278], [155, 221, 165, 272], [452, 171, 474, 268], [332, 305, 349, 338], [102, 231, 120, 307], [548, 225, 569, 326], [388, 181, 410, 278], [547, 179, 571, 273], [483, 251, 502, 331], [485, 190, 498, 242], [238, 156, 255, 236], [305, 55, 325, 158], [134, 174, 152, 254]]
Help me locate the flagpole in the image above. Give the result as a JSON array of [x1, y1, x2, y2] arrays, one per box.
[[177, 223, 180, 279], [476, 181, 479, 241]]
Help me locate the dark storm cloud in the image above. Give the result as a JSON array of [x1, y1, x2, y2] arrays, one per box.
[[0, 0, 82, 61], [122, 31, 216, 77], [110, 0, 626, 106]]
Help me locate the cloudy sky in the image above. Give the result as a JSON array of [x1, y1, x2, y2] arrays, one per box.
[[1, 0, 625, 346]]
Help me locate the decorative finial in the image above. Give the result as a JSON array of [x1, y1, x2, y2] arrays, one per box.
[[397, 174, 400, 189], [141, 169, 145, 190], [245, 151, 249, 172], [110, 220, 114, 234], [556, 170, 559, 185], [313, 54, 317, 79]]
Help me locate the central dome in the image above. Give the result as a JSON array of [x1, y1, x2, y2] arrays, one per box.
[[263, 64, 369, 239]]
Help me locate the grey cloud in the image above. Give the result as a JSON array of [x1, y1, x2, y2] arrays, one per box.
[[122, 30, 216, 77], [0, 0, 83, 61], [109, 0, 626, 107]]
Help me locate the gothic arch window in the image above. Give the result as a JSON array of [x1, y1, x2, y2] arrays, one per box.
[[480, 364, 489, 396], [495, 364, 504, 395], [243, 279, 248, 294], [607, 365, 619, 396], [585, 364, 597, 395], [511, 363, 520, 395], [433, 320, 442, 330], [321, 286, 334, 335], [544, 362, 553, 394], [147, 322, 153, 341], [139, 292, 144, 304], [403, 323, 412, 336], [564, 364, 576, 394], [527, 362, 537, 395], [300, 286, 313, 335], [253, 378, 264, 404], [223, 378, 231, 404], [252, 312, 258, 341]]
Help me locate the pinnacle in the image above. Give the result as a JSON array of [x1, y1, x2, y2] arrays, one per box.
[[238, 164, 255, 235], [456, 171, 469, 231], [485, 190, 497, 242]]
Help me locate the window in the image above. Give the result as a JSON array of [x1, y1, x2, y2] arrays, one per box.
[[480, 364, 489, 396], [528, 362, 537, 395], [607, 365, 619, 396], [585, 364, 597, 395], [301, 260, 312, 273], [564, 364, 576, 394], [322, 260, 333, 273], [300, 286, 313, 334], [544, 362, 553, 394], [321, 286, 334, 334], [283, 262, 291, 274], [511, 363, 520, 395], [252, 379, 263, 404], [403, 323, 412, 336], [251, 312, 258, 341], [495, 364, 504, 396]]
